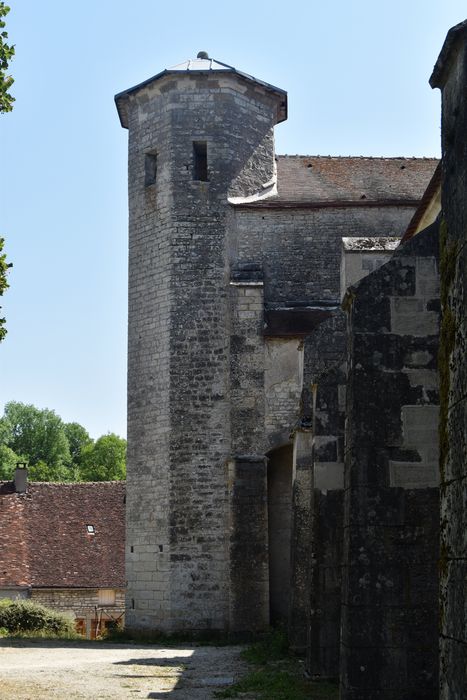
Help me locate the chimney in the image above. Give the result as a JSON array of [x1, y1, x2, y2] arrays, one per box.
[[14, 463, 28, 494]]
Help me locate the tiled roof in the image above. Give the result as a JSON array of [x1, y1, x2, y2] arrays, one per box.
[[266, 156, 439, 205], [0, 481, 125, 589], [115, 55, 287, 129]]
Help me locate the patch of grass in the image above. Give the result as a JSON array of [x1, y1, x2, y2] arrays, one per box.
[[215, 630, 338, 700], [241, 628, 289, 665], [217, 667, 337, 699], [0, 629, 81, 641]]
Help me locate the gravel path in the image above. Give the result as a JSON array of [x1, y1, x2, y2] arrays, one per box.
[[0, 639, 248, 699]]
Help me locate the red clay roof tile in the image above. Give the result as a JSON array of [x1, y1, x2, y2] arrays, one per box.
[[274, 156, 439, 203], [0, 482, 125, 589]]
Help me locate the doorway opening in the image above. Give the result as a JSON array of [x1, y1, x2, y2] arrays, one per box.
[[267, 444, 293, 625]]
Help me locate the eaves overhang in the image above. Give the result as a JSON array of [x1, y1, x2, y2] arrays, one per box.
[[400, 161, 442, 244], [229, 198, 422, 210], [115, 64, 287, 129], [264, 302, 340, 338]]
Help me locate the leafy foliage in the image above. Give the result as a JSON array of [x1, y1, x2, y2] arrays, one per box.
[[0, 236, 12, 342], [0, 599, 76, 637], [0, 2, 14, 113], [0, 401, 126, 481], [0, 4, 13, 339], [0, 443, 21, 479], [79, 433, 126, 481], [64, 421, 93, 467], [28, 459, 71, 482], [1, 401, 71, 470]]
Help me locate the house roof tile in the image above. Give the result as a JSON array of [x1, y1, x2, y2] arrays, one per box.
[[232, 156, 439, 209], [0, 481, 125, 589], [273, 155, 439, 204]]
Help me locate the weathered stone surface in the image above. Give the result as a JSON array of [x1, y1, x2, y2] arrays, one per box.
[[299, 320, 346, 678], [431, 20, 467, 696], [340, 237, 400, 299], [229, 456, 269, 632], [341, 223, 440, 699], [119, 57, 446, 700], [264, 338, 302, 449], [124, 68, 282, 632], [229, 283, 265, 455], [439, 635, 467, 700], [307, 488, 344, 679], [267, 445, 293, 626], [289, 432, 312, 652], [232, 207, 417, 305]]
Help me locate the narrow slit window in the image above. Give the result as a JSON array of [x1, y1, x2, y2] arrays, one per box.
[[193, 141, 208, 181], [145, 152, 157, 187]]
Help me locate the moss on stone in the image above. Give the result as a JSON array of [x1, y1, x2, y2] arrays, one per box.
[[439, 218, 459, 309], [341, 288, 355, 313], [438, 218, 459, 483]]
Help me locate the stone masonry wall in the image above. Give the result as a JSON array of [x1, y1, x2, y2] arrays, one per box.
[[30, 588, 125, 638], [431, 22, 467, 698], [122, 63, 438, 639], [126, 75, 173, 631], [265, 338, 303, 450], [229, 456, 269, 632], [308, 366, 345, 680], [124, 71, 282, 632], [300, 313, 346, 676], [228, 277, 270, 631], [231, 206, 416, 304], [289, 429, 313, 652], [341, 223, 440, 700], [229, 282, 265, 456]]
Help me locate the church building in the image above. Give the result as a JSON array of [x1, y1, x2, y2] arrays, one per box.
[[115, 41, 463, 699]]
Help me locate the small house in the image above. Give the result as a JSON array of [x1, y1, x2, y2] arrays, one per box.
[[0, 468, 125, 638]]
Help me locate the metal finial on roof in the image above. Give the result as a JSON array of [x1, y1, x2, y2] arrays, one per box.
[[197, 51, 209, 59]]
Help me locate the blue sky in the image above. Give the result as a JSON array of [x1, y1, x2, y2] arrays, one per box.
[[1, 1, 465, 438]]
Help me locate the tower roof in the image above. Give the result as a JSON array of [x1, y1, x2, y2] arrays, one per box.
[[168, 54, 235, 72], [115, 52, 287, 129]]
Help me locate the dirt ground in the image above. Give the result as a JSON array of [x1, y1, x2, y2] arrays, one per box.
[[0, 639, 249, 699]]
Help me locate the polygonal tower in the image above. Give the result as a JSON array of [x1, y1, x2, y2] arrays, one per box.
[[115, 53, 287, 632]]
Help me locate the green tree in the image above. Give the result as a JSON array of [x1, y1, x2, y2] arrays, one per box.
[[1, 401, 71, 471], [0, 3, 14, 341], [64, 422, 93, 467], [0, 443, 22, 479], [0, 402, 126, 483], [0, 237, 12, 342], [28, 459, 71, 482], [79, 433, 126, 481], [0, 2, 14, 113]]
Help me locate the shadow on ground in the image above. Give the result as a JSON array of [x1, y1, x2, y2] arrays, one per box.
[[114, 649, 240, 698]]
